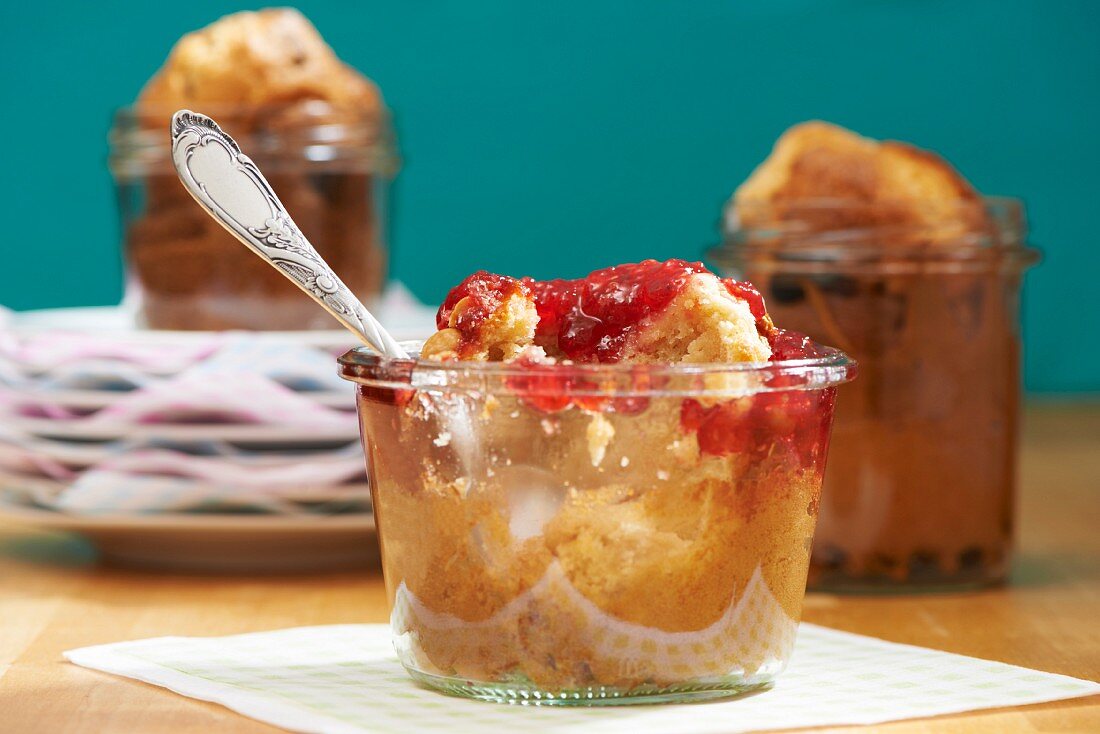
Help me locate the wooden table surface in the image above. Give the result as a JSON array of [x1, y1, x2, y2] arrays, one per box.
[[1, 403, 1097, 733]]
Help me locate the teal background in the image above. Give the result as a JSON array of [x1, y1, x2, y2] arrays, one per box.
[[1, 1, 1097, 392]]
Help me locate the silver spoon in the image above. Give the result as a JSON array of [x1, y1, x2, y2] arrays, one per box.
[[169, 110, 408, 358]]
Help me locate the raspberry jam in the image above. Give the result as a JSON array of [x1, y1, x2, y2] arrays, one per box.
[[522, 260, 713, 362], [436, 260, 830, 424], [722, 280, 768, 324], [766, 329, 829, 361], [436, 259, 805, 363], [437, 271, 531, 357], [678, 326, 831, 463]]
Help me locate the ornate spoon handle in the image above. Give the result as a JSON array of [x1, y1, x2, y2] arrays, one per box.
[[169, 110, 408, 358]]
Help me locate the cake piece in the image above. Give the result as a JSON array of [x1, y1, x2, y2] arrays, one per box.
[[730, 121, 987, 236], [422, 272, 540, 361], [423, 260, 775, 364]]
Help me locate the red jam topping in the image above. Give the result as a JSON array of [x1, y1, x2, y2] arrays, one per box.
[[436, 261, 833, 466], [722, 280, 768, 324], [521, 259, 715, 362], [435, 259, 804, 363], [680, 326, 833, 463], [766, 329, 830, 361], [436, 271, 531, 356]]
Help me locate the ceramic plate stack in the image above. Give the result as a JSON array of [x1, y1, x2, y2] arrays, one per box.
[[0, 302, 432, 571]]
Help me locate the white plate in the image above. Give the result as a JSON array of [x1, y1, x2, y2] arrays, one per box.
[[0, 494, 377, 572], [3, 415, 360, 443], [0, 433, 363, 469], [4, 304, 431, 344], [5, 306, 358, 343], [0, 469, 371, 507], [11, 386, 356, 411]]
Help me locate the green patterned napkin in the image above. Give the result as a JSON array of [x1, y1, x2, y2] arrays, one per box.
[[65, 623, 1099, 734]]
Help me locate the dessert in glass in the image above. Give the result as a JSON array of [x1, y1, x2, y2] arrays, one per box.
[[713, 122, 1038, 591], [340, 260, 855, 704], [110, 9, 398, 330]]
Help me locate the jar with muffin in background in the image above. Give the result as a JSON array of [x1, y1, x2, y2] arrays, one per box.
[[109, 9, 399, 331], [711, 122, 1039, 591]]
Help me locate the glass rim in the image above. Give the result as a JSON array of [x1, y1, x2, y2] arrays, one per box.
[[338, 341, 857, 398], [708, 243, 1041, 272], [109, 100, 400, 177], [111, 100, 392, 126], [715, 195, 1038, 269]]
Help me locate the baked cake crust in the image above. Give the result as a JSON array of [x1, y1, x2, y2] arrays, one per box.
[[731, 121, 988, 236], [138, 8, 381, 115]]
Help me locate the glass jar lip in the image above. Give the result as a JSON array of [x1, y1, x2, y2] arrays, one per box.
[[112, 99, 389, 123], [714, 195, 1038, 269], [109, 100, 400, 177], [338, 341, 857, 398]]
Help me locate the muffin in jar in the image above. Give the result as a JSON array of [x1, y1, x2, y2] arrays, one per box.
[[111, 8, 397, 330]]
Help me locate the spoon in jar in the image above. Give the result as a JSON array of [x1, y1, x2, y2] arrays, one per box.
[[169, 109, 408, 358]]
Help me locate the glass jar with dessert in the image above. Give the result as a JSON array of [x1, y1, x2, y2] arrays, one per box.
[[109, 9, 399, 331], [340, 260, 855, 704], [712, 122, 1039, 592]]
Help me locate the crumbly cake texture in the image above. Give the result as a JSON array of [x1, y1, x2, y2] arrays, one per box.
[[425, 289, 539, 362], [366, 260, 832, 691], [422, 262, 772, 365], [731, 121, 988, 235], [362, 392, 825, 689], [622, 274, 769, 364], [138, 8, 381, 115]]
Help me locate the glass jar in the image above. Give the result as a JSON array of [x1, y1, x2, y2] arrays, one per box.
[[339, 343, 855, 704], [713, 198, 1038, 591], [109, 101, 399, 330]]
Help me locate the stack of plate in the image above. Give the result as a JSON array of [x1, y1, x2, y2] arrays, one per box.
[[0, 303, 432, 571]]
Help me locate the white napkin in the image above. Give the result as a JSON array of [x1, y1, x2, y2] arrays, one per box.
[[65, 623, 1099, 734]]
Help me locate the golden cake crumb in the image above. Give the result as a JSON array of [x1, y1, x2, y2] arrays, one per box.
[[585, 412, 615, 466], [422, 292, 539, 361], [624, 274, 770, 364]]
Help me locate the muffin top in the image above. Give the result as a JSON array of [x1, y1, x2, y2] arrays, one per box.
[[137, 8, 381, 116], [730, 121, 988, 237]]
